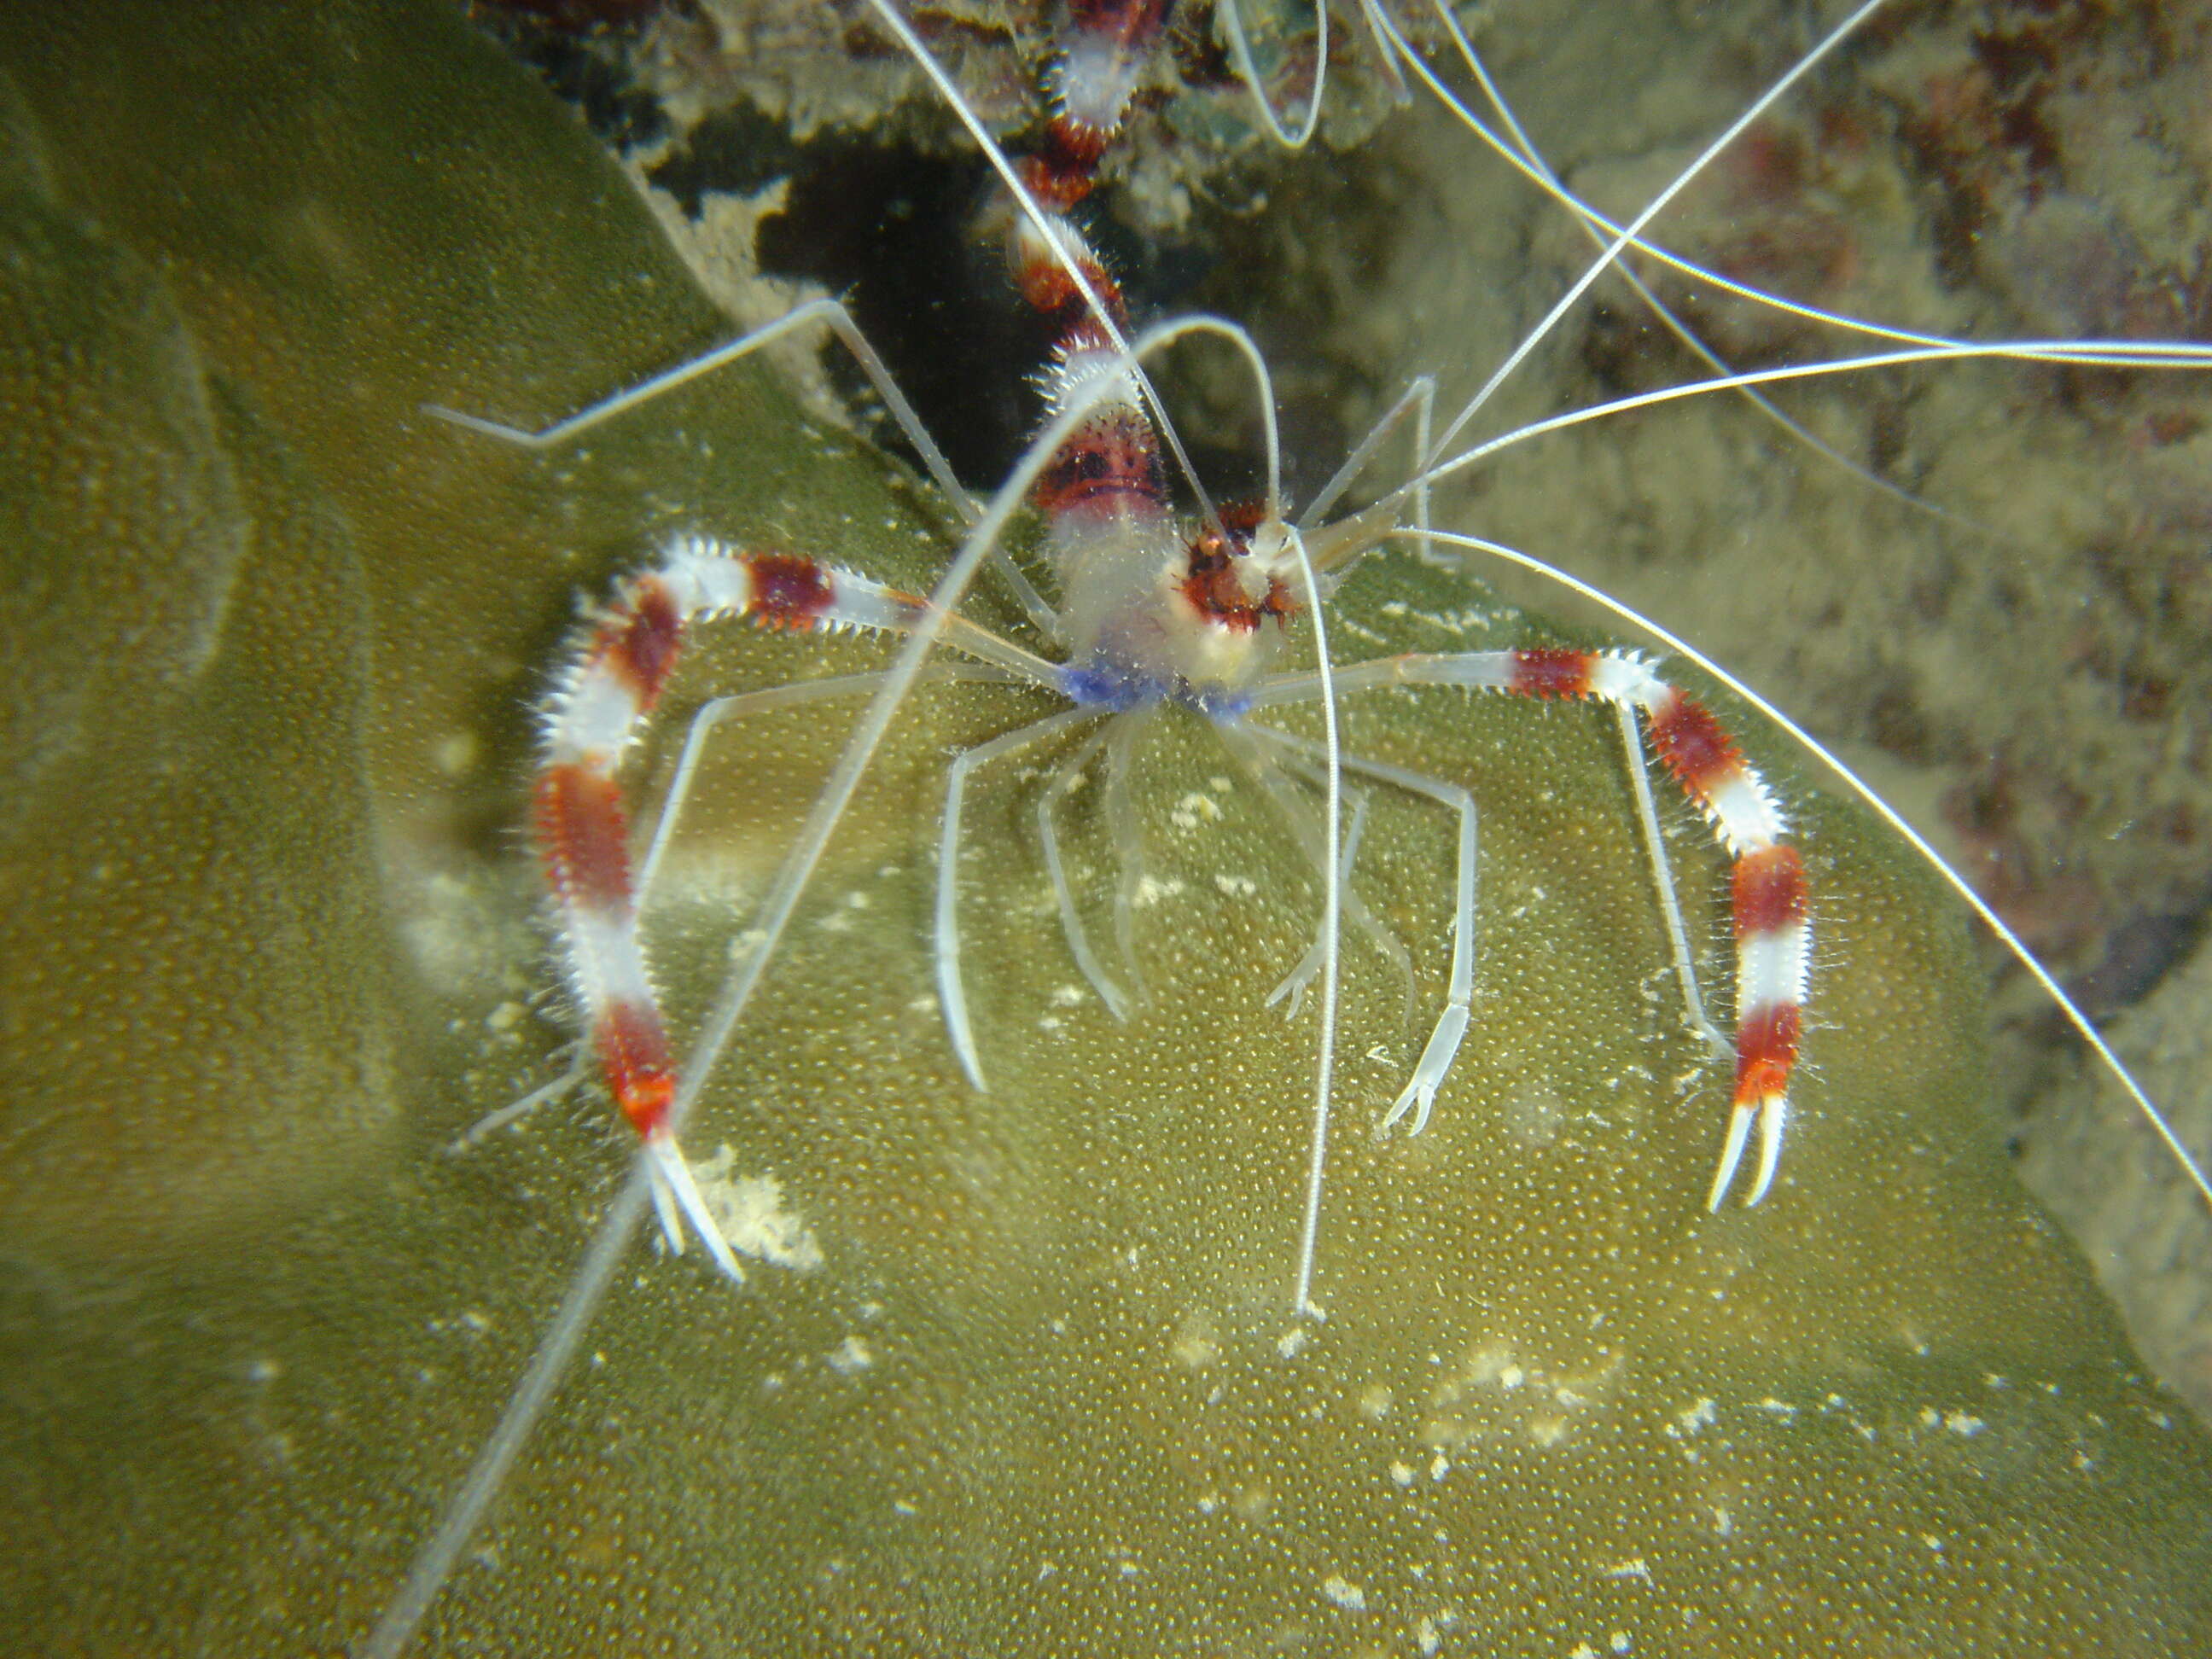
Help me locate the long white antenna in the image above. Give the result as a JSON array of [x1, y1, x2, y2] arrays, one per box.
[[1424, 0, 1891, 463], [1288, 521, 1342, 1322]]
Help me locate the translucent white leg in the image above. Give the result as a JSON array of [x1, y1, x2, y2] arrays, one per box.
[[1301, 372, 1439, 571], [1253, 728, 1480, 1138], [637, 663, 1027, 899], [1035, 720, 1134, 1021], [1102, 712, 1151, 998], [451, 1051, 590, 1150], [422, 292, 1063, 639], [1613, 700, 1731, 1059], [637, 672, 902, 901], [1227, 733, 1416, 1022], [1355, 765, 1476, 1138], [936, 707, 1107, 1091], [1266, 789, 1371, 1019]]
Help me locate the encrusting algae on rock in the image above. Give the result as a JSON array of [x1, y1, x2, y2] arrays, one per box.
[[0, 0, 2208, 1653]]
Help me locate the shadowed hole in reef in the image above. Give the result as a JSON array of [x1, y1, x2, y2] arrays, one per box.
[[643, 107, 1241, 494], [748, 132, 1031, 489], [470, 2, 670, 151]]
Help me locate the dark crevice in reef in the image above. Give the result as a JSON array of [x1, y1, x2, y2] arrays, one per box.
[[462, 1, 1268, 498], [747, 133, 1039, 490], [468, 0, 671, 152], [651, 108, 1233, 496]]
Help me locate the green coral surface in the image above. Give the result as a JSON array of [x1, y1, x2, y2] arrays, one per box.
[[0, 2, 2207, 1654]]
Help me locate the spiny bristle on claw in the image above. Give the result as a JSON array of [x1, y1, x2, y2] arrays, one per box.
[[643, 1131, 745, 1284]]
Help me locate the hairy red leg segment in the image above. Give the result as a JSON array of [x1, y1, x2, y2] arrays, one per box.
[[535, 538, 928, 1276]]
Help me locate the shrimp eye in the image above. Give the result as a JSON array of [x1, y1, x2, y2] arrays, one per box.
[[1179, 520, 1297, 632]]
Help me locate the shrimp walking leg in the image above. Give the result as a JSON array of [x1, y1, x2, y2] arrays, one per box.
[[1255, 644, 1807, 1207], [1247, 725, 1481, 1140]]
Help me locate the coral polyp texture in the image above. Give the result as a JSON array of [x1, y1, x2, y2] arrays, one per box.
[[0, 1, 2208, 1655]]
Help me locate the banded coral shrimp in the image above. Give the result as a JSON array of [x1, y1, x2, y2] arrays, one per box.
[[568, 0, 2212, 1234], [338, 0, 2212, 1653]]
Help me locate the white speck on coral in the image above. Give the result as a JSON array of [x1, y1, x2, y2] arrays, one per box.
[[1320, 1575, 1366, 1612], [1389, 1460, 1416, 1487], [1170, 791, 1223, 830], [1049, 983, 1086, 1007], [1132, 875, 1185, 908], [827, 1336, 872, 1376], [693, 1150, 825, 1271], [1668, 1398, 1717, 1437], [1945, 1412, 1986, 1436], [1214, 872, 1258, 898], [1169, 1321, 1219, 1371]]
